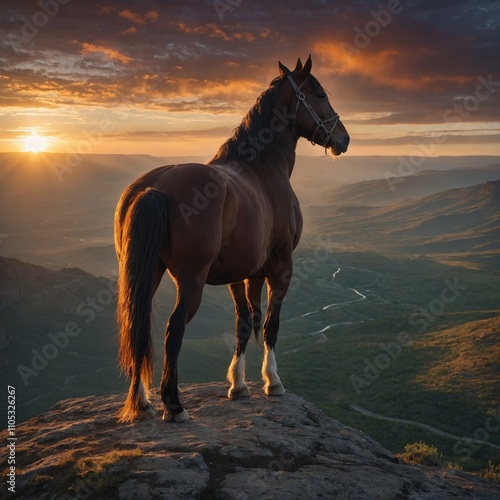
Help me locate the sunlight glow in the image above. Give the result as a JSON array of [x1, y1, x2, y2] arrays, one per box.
[[23, 132, 48, 153]]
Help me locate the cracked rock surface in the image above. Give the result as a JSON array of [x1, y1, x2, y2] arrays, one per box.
[[3, 382, 499, 499]]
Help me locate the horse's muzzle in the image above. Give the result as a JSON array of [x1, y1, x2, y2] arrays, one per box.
[[330, 133, 350, 156]]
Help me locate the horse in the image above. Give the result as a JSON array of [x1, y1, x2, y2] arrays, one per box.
[[115, 55, 350, 423]]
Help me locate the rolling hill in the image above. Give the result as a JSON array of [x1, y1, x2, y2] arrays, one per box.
[[322, 165, 500, 206], [308, 180, 500, 266], [412, 316, 500, 409]]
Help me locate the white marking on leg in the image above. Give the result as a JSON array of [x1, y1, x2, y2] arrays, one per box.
[[138, 381, 149, 406], [163, 408, 189, 423], [227, 352, 251, 399], [262, 344, 285, 396], [228, 352, 245, 387], [137, 381, 155, 419]]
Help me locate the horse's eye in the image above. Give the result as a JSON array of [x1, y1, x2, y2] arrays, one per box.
[[318, 91, 326, 99]]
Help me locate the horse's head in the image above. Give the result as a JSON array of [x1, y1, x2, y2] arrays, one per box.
[[278, 55, 350, 156]]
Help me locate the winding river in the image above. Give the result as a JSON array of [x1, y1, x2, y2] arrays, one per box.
[[283, 267, 368, 325]]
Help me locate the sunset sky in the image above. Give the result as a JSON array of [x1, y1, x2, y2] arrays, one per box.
[[1, 0, 499, 158]]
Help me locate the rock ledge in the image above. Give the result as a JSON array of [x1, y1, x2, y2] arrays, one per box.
[[3, 382, 499, 499]]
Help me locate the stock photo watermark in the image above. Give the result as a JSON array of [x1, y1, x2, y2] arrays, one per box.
[[341, 0, 403, 55], [7, 0, 71, 52], [385, 73, 500, 191], [221, 235, 336, 354], [452, 405, 500, 462], [213, 0, 244, 21], [287, 239, 336, 293], [237, 106, 297, 163], [16, 277, 117, 385], [268, 444, 296, 472], [178, 160, 242, 224], [350, 277, 467, 394], [50, 63, 166, 183], [51, 119, 116, 182], [5, 386, 17, 494]]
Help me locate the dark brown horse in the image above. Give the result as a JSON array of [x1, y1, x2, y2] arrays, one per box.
[[115, 56, 350, 422]]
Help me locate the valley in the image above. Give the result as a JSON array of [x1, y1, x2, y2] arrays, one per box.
[[0, 152, 499, 473]]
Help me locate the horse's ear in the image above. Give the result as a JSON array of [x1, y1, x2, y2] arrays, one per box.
[[301, 55, 312, 76], [295, 58, 303, 71], [278, 61, 290, 76]]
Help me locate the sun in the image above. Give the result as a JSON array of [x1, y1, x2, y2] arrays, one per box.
[[23, 132, 48, 153]]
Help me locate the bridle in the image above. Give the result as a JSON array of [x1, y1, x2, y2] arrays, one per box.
[[286, 73, 339, 151]]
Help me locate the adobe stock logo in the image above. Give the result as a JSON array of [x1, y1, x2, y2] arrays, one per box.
[[7, 0, 71, 52], [16, 278, 116, 385], [350, 277, 466, 395], [341, 0, 404, 55], [213, 0, 243, 21]]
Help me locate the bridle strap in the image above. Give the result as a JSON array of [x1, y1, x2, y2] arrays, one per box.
[[286, 73, 339, 150]]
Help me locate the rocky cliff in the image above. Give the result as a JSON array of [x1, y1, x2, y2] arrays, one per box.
[[2, 382, 499, 499]]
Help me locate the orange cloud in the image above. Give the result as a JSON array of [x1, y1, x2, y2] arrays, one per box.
[[122, 26, 137, 35], [80, 42, 133, 64], [314, 41, 476, 92], [315, 41, 409, 88], [208, 26, 232, 41], [173, 77, 260, 100], [233, 32, 256, 42], [119, 9, 159, 25], [177, 23, 259, 43]]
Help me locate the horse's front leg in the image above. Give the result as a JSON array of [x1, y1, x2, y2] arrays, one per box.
[[227, 282, 253, 399], [261, 260, 291, 396]]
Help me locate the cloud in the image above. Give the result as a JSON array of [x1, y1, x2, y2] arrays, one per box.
[[0, 0, 499, 154], [118, 9, 159, 25], [315, 42, 478, 92], [121, 26, 137, 35], [79, 43, 134, 65]]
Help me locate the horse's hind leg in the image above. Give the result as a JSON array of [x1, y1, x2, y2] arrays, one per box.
[[246, 276, 265, 340], [227, 282, 253, 399], [161, 273, 205, 423], [136, 381, 156, 419]]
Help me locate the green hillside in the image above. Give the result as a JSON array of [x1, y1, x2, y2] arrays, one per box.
[[413, 316, 500, 408], [1, 251, 499, 472]]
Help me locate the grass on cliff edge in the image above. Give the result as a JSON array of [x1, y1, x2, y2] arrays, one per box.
[[398, 442, 500, 481]]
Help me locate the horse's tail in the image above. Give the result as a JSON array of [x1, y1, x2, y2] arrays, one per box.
[[116, 187, 168, 422]]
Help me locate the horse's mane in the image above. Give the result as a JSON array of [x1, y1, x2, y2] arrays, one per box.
[[209, 76, 285, 165]]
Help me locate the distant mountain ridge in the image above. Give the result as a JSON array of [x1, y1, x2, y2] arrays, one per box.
[[2, 152, 500, 275], [323, 165, 500, 206], [308, 180, 500, 262]]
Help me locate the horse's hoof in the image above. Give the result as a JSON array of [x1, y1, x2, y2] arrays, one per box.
[[162, 408, 189, 423], [264, 383, 286, 396], [137, 404, 156, 420], [228, 385, 252, 400]]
